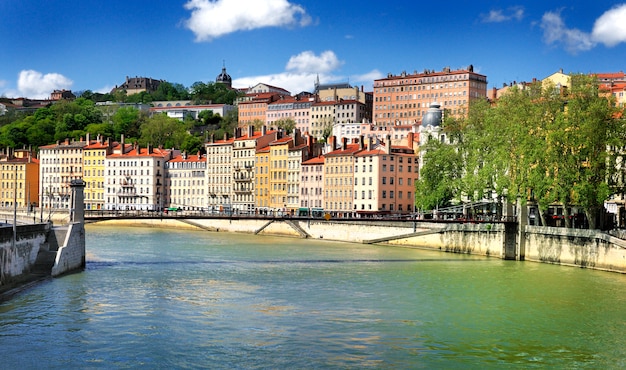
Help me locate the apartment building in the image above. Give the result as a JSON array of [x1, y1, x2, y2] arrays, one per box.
[[301, 155, 324, 211], [104, 141, 176, 211], [0, 149, 39, 208], [166, 151, 206, 210], [353, 136, 418, 215], [237, 93, 285, 126], [310, 99, 368, 140], [255, 146, 271, 213], [324, 137, 361, 217], [316, 82, 373, 122], [268, 136, 292, 213], [287, 140, 309, 212], [232, 126, 278, 213], [39, 138, 87, 209], [206, 133, 234, 213], [83, 135, 115, 211], [266, 96, 313, 134], [373, 65, 487, 127]]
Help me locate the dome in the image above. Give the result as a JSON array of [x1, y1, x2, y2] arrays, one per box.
[[216, 66, 232, 87], [421, 103, 442, 127]]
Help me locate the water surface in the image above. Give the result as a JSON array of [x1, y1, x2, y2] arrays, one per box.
[[1, 226, 625, 369]]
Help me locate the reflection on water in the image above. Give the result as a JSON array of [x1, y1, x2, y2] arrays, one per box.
[[1, 226, 626, 369]]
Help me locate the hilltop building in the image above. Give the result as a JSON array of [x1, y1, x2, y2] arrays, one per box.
[[215, 64, 232, 88], [111, 76, 163, 95]]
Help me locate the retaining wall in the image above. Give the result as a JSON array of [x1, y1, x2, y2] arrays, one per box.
[[0, 224, 49, 288]]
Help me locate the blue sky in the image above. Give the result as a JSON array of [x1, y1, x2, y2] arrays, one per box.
[[2, 0, 626, 99]]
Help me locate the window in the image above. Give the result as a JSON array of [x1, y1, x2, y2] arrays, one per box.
[[382, 191, 387, 199]]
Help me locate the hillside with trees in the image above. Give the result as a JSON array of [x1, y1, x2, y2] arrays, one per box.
[[0, 80, 242, 154]]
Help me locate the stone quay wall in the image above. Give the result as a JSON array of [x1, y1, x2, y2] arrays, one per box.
[[92, 218, 626, 273], [524, 226, 626, 272], [92, 218, 515, 259], [0, 224, 49, 288]]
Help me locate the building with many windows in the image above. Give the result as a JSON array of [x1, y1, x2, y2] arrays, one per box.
[[324, 137, 360, 217], [353, 136, 418, 215], [232, 126, 278, 213], [266, 96, 313, 134], [104, 140, 177, 211], [373, 65, 487, 127], [166, 151, 206, 211], [205, 133, 234, 214], [83, 135, 115, 211], [300, 155, 324, 211], [39, 138, 87, 209], [255, 146, 271, 213], [0, 148, 39, 209]]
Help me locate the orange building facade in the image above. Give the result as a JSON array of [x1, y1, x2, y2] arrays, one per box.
[[373, 65, 488, 127]]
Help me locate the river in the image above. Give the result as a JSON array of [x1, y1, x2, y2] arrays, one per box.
[[1, 225, 626, 369]]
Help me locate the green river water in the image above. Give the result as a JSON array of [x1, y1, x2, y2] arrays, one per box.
[[1, 225, 626, 369]]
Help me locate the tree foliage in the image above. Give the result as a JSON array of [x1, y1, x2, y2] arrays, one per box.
[[417, 74, 626, 229]]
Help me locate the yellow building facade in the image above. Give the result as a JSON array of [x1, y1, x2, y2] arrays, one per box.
[[0, 149, 39, 208], [255, 147, 270, 212], [83, 138, 113, 210], [269, 137, 292, 213]]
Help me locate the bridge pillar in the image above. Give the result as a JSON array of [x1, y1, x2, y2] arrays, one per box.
[[69, 179, 86, 224]]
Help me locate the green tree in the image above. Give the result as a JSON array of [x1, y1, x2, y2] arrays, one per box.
[[139, 114, 188, 149], [112, 107, 145, 140], [274, 117, 296, 134], [415, 139, 463, 211]]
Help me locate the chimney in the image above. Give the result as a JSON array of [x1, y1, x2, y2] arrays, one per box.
[[368, 137, 374, 151], [182, 151, 187, 160], [342, 137, 348, 151], [224, 132, 229, 141], [407, 132, 415, 150], [86, 132, 90, 144], [262, 125, 267, 135], [120, 134, 125, 153], [210, 133, 215, 143], [248, 125, 254, 137], [65, 138, 70, 145], [329, 135, 336, 151], [359, 135, 365, 150], [385, 134, 391, 154], [147, 144, 152, 154]]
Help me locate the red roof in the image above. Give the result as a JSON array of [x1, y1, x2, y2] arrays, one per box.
[[169, 153, 205, 163], [302, 156, 324, 165]]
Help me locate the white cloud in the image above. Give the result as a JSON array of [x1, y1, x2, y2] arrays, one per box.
[[541, 5, 626, 54], [184, 0, 311, 41], [481, 6, 524, 23], [286, 50, 343, 74], [540, 10, 595, 53], [8, 70, 73, 99], [95, 85, 115, 94], [350, 70, 384, 87], [232, 50, 378, 94], [591, 4, 626, 47]]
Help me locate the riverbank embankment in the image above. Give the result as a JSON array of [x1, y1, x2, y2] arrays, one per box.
[[90, 217, 626, 274]]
